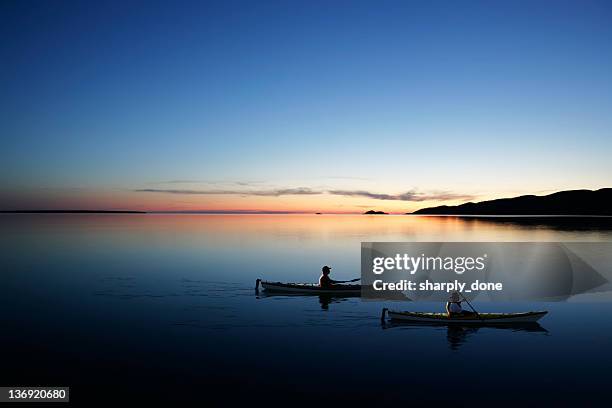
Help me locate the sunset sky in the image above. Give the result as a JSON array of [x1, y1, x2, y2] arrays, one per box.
[[2, 0, 612, 213]]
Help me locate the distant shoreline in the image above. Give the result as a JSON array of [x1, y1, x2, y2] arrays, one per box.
[[411, 188, 612, 216], [0, 210, 147, 214]]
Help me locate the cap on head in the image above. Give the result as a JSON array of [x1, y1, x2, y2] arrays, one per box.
[[449, 292, 461, 302], [322, 265, 332, 273]]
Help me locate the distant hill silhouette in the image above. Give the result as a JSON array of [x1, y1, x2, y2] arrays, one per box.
[[364, 210, 388, 215], [411, 188, 612, 215]]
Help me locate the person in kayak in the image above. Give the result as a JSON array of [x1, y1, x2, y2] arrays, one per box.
[[319, 266, 360, 288], [446, 292, 475, 317], [319, 265, 338, 288]]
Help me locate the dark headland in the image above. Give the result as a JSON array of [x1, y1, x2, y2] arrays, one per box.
[[411, 188, 612, 215], [364, 210, 388, 215], [0, 210, 147, 214]]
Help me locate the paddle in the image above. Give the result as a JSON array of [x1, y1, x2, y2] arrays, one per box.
[[457, 291, 483, 321], [335, 277, 361, 283], [447, 280, 483, 320]]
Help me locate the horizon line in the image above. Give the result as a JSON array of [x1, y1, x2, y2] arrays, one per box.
[[0, 209, 408, 215]]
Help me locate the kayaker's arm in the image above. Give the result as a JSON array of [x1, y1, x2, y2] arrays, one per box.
[[320, 272, 360, 287]]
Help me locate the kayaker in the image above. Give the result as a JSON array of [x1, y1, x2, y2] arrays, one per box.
[[319, 265, 337, 288], [446, 292, 473, 317]]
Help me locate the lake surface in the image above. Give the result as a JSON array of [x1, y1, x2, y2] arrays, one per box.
[[1, 214, 612, 404]]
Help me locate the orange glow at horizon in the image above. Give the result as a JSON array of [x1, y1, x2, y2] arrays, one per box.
[[1, 187, 492, 214]]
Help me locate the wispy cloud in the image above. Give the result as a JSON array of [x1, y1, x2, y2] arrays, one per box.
[[328, 189, 475, 202], [133, 188, 319, 196], [163, 180, 202, 184], [133, 187, 474, 202], [147, 179, 268, 186]]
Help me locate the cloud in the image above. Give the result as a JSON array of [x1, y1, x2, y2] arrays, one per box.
[[133, 187, 474, 202], [164, 180, 201, 184], [133, 188, 320, 196], [148, 179, 268, 186], [328, 189, 475, 202]]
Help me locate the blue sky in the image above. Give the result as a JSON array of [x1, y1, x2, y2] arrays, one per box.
[[1, 0, 611, 212]]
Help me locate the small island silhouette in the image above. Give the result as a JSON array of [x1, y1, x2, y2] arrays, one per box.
[[411, 188, 612, 215], [364, 210, 388, 215]]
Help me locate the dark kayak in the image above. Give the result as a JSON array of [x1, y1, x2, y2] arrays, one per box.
[[384, 309, 547, 324], [256, 279, 361, 295]]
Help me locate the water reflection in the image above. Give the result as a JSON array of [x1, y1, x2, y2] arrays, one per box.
[[382, 320, 549, 350], [255, 286, 411, 309], [255, 289, 359, 310], [457, 216, 612, 232]]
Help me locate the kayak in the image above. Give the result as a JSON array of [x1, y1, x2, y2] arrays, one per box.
[[384, 309, 547, 324], [256, 279, 361, 295]]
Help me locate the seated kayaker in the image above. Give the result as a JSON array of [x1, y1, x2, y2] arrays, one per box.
[[446, 292, 474, 317], [319, 265, 338, 288]]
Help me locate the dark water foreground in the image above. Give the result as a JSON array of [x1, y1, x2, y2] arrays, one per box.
[[1, 214, 611, 405]]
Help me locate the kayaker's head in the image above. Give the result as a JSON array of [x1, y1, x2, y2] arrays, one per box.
[[321, 265, 332, 275], [449, 292, 461, 303]]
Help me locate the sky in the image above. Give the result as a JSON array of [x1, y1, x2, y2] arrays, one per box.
[[1, 0, 611, 213]]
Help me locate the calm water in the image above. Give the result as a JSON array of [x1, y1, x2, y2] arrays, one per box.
[[1, 214, 612, 404]]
